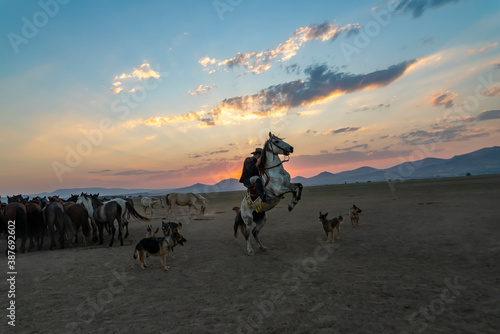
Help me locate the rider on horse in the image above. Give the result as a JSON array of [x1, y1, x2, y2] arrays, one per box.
[[239, 148, 270, 202]]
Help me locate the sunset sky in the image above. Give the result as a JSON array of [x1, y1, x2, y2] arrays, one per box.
[[1, 0, 499, 196]]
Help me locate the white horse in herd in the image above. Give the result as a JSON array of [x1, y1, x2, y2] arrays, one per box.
[[140, 196, 165, 218]]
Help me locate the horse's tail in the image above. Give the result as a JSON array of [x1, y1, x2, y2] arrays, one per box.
[[80, 208, 91, 238], [234, 211, 245, 238], [16, 205, 28, 239], [165, 193, 171, 206], [126, 202, 150, 222]]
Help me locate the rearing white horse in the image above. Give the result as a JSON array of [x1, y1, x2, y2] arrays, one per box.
[[236, 132, 303, 255]]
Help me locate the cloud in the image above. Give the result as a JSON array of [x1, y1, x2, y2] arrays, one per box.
[[110, 62, 161, 94], [113, 169, 166, 176], [335, 143, 369, 152], [394, 0, 462, 19], [131, 58, 418, 128], [302, 127, 362, 136], [476, 110, 500, 121], [200, 22, 360, 74], [430, 90, 457, 108], [189, 84, 217, 96], [188, 149, 230, 159], [481, 85, 500, 96], [88, 169, 113, 174], [420, 37, 435, 45], [399, 124, 488, 145], [349, 103, 391, 113], [468, 42, 498, 55], [199, 57, 216, 67]]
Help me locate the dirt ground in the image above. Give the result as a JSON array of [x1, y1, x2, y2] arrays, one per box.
[[1, 175, 500, 333]]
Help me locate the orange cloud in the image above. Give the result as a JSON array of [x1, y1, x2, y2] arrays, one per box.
[[110, 62, 161, 94], [201, 22, 360, 74], [131, 59, 417, 128], [481, 85, 500, 96], [468, 42, 498, 55], [189, 84, 216, 96], [429, 90, 458, 109]]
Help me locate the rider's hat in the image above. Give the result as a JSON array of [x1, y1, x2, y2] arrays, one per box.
[[251, 148, 263, 155]]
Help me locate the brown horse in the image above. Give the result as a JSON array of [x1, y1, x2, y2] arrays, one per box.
[[2, 202, 28, 254], [44, 200, 75, 250], [63, 202, 92, 246], [165, 192, 207, 217]]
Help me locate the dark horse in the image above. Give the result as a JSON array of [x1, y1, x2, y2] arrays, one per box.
[[44, 200, 74, 250], [25, 201, 45, 251], [77, 193, 125, 247], [1, 202, 28, 255], [63, 202, 92, 246]]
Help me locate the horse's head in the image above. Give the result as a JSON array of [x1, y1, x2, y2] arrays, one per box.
[[266, 132, 293, 156]]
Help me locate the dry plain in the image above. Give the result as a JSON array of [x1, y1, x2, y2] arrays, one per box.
[[1, 175, 500, 333]]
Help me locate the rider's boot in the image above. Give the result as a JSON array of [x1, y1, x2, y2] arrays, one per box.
[[255, 178, 270, 202]]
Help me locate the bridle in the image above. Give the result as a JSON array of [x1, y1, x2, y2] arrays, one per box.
[[263, 137, 291, 170]]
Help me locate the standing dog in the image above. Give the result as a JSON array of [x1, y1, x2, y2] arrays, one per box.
[[146, 225, 159, 237], [349, 205, 362, 229], [161, 221, 182, 235], [133, 228, 186, 270], [319, 212, 343, 243]]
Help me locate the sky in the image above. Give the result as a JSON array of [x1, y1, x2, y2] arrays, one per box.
[[1, 0, 499, 196]]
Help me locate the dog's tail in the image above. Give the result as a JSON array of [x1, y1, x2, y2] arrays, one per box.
[[126, 202, 150, 222], [338, 215, 343, 223], [133, 243, 142, 259], [234, 211, 245, 238]]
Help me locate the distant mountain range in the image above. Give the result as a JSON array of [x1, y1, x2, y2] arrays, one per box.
[[30, 146, 500, 198]]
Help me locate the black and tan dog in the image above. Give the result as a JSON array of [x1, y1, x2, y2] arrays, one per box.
[[161, 220, 182, 235], [133, 227, 186, 270], [349, 204, 362, 229], [146, 225, 159, 237], [319, 212, 343, 243]]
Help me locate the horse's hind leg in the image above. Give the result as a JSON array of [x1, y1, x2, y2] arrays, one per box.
[[252, 216, 267, 252], [287, 183, 303, 212], [123, 220, 129, 238], [90, 219, 99, 242], [117, 217, 124, 246], [244, 226, 254, 256], [108, 220, 115, 247]]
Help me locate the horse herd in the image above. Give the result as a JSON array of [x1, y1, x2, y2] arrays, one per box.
[[0, 192, 208, 255]]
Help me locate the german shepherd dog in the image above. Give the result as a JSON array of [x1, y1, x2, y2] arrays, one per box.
[[162, 221, 182, 235], [133, 227, 186, 270], [349, 205, 362, 229], [146, 225, 159, 237], [319, 212, 343, 243]]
